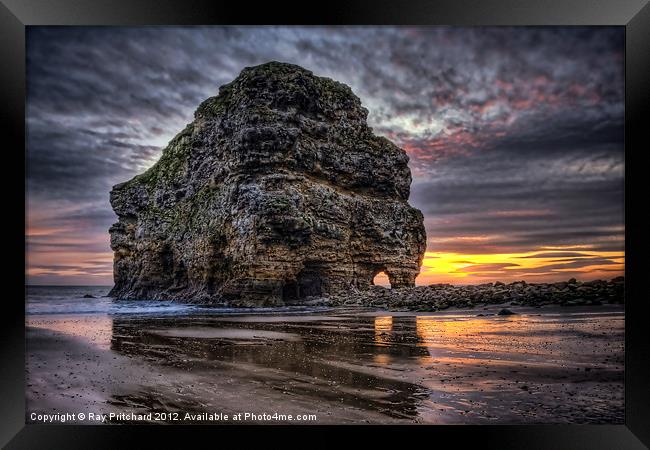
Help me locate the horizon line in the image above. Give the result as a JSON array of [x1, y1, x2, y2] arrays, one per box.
[[25, 275, 624, 289]]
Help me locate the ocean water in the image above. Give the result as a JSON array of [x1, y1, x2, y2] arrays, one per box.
[[26, 285, 325, 316]]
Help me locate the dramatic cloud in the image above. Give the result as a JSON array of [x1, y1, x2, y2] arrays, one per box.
[[25, 26, 624, 285]]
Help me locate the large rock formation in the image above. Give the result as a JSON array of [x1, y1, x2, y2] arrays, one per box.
[[109, 62, 426, 305]]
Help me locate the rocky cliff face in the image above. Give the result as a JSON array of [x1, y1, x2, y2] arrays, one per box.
[[109, 61, 427, 305]]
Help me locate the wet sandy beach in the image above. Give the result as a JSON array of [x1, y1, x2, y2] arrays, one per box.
[[26, 304, 624, 424]]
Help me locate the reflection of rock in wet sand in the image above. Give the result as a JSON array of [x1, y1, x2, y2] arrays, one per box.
[[149, 327, 302, 342], [26, 305, 624, 424], [110, 314, 428, 420]]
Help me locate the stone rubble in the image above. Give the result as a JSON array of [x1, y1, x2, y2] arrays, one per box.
[[308, 276, 625, 310]]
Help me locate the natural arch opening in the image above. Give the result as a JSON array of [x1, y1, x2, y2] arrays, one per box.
[[372, 271, 391, 288]]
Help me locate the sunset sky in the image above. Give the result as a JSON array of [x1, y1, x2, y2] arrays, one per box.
[[26, 26, 624, 286]]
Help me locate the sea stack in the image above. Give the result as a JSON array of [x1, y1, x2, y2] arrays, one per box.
[[109, 62, 426, 305]]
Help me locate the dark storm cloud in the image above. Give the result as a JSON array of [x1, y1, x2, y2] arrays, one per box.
[[411, 142, 624, 253], [26, 26, 624, 284]]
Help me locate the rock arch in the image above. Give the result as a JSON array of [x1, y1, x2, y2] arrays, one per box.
[[109, 62, 426, 304], [372, 270, 391, 288]]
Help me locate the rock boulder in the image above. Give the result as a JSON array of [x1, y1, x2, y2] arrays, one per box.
[[109, 62, 426, 305]]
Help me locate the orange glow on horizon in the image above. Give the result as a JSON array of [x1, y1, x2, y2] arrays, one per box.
[[415, 248, 624, 285], [26, 219, 624, 286]]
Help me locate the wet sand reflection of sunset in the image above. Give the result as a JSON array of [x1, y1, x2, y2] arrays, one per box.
[[27, 306, 624, 424], [374, 316, 393, 347], [27, 315, 114, 350]]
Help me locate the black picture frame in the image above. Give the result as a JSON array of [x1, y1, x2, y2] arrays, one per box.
[[2, 0, 648, 447]]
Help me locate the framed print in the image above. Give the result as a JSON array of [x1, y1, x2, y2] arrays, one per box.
[[2, 0, 649, 447]]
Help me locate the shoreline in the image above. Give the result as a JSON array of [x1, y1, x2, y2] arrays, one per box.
[[25, 325, 414, 424], [26, 304, 624, 425], [97, 277, 626, 309], [26, 277, 625, 311]]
